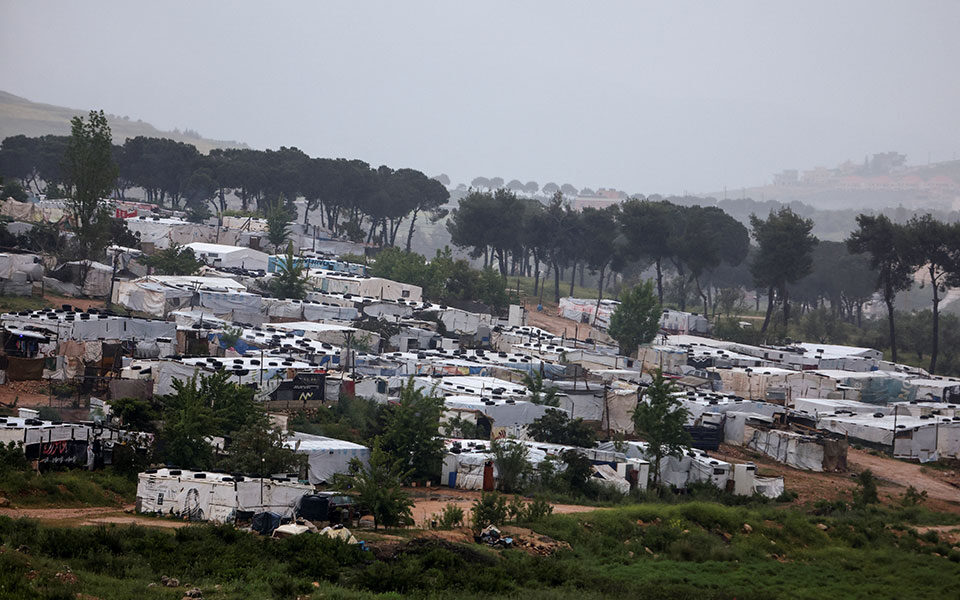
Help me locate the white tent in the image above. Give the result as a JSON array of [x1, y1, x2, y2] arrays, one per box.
[[185, 243, 269, 271], [285, 432, 370, 484], [136, 469, 311, 523]]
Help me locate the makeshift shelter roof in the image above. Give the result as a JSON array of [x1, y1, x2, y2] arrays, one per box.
[[142, 275, 247, 292]]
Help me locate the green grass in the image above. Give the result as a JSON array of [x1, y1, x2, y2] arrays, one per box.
[[0, 469, 136, 508], [511, 275, 614, 304], [1, 500, 958, 599], [0, 294, 49, 313]]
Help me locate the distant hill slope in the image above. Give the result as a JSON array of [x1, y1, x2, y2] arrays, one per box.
[[0, 90, 247, 154]]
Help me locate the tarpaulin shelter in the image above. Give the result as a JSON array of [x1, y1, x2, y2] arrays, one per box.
[[442, 395, 560, 429], [743, 427, 847, 472], [0, 310, 176, 343], [816, 412, 960, 461], [557, 296, 619, 329], [136, 468, 312, 523], [814, 369, 916, 404], [659, 309, 710, 335], [48, 261, 113, 298], [284, 432, 370, 485], [0, 253, 43, 280], [184, 242, 269, 271]]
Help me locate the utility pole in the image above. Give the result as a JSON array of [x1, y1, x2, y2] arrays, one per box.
[[891, 405, 899, 456]]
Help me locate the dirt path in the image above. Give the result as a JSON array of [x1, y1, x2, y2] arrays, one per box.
[[0, 505, 126, 522], [42, 294, 106, 311], [407, 487, 601, 527], [0, 380, 52, 408], [714, 443, 960, 513], [523, 300, 614, 344], [847, 448, 960, 503], [0, 504, 191, 528]]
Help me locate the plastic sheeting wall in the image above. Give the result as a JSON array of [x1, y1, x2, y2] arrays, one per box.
[[136, 471, 312, 523], [743, 427, 843, 472]]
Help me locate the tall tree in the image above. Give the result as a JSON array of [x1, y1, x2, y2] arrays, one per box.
[[749, 208, 817, 332], [63, 110, 117, 258], [672, 205, 750, 315], [619, 199, 681, 304], [471, 176, 490, 190], [266, 200, 292, 250], [632, 370, 692, 489], [332, 439, 414, 530], [608, 280, 662, 355], [580, 205, 624, 323], [902, 215, 960, 373], [846, 214, 915, 362], [379, 379, 445, 482]]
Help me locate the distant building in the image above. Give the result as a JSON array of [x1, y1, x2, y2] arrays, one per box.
[[570, 188, 627, 211], [773, 169, 799, 186], [801, 167, 834, 185]]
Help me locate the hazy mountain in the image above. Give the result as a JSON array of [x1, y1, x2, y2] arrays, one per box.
[[0, 90, 247, 153]]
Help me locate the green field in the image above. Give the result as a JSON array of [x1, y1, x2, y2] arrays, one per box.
[[2, 500, 958, 600]]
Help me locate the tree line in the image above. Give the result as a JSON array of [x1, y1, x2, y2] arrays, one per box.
[[847, 213, 960, 373], [446, 189, 752, 315], [0, 130, 450, 250]]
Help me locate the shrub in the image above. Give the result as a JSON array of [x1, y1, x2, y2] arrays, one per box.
[[0, 441, 30, 471], [521, 497, 554, 522], [471, 492, 508, 532], [492, 440, 531, 493], [901, 485, 928, 507], [853, 470, 879, 506], [436, 503, 465, 529]]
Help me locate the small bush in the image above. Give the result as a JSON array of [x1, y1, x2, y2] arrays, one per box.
[[852, 470, 879, 506], [471, 492, 508, 532], [436, 503, 464, 529], [901, 485, 928, 507], [0, 441, 30, 471], [522, 497, 554, 522]]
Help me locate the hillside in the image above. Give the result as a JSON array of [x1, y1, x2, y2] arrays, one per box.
[[0, 90, 247, 154]]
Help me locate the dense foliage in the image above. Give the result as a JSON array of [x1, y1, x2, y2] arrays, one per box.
[[633, 371, 692, 488], [139, 242, 202, 275], [370, 246, 510, 310], [0, 133, 450, 249], [2, 497, 957, 600], [608, 279, 662, 355]]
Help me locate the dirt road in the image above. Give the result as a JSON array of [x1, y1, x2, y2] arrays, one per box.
[[0, 504, 191, 528], [715, 443, 960, 513], [847, 448, 960, 503]]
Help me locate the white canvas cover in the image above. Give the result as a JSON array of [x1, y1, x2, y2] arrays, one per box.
[[443, 395, 558, 428], [285, 432, 370, 484], [688, 453, 732, 488], [0, 253, 42, 279], [137, 469, 311, 523], [600, 390, 638, 434], [743, 427, 826, 471], [753, 476, 785, 498], [184, 243, 269, 271], [197, 290, 263, 316]]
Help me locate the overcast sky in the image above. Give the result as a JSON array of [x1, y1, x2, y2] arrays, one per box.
[[2, 1, 959, 194]]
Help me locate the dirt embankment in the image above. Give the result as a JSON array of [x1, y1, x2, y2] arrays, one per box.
[[714, 443, 960, 514]]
